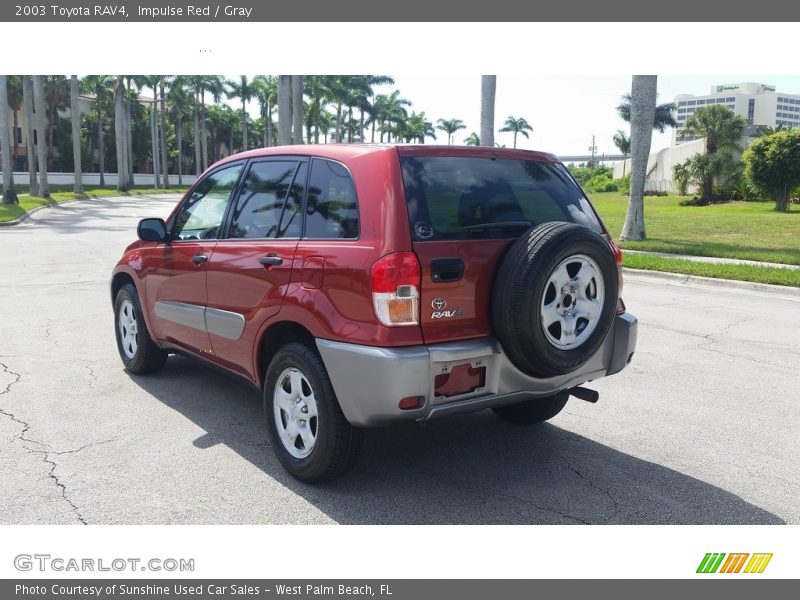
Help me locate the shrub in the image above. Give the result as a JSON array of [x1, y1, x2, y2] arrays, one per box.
[[614, 174, 631, 194], [743, 128, 800, 211], [586, 174, 618, 193]]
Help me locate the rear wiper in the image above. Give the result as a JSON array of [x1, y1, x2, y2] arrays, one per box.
[[461, 220, 533, 231]]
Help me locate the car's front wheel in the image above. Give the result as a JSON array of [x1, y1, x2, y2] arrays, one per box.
[[264, 342, 362, 483], [114, 282, 168, 374]]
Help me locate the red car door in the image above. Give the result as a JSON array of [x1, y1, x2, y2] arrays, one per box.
[[205, 159, 305, 379], [143, 162, 244, 355]]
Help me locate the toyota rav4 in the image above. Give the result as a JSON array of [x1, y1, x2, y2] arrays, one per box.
[[111, 144, 637, 482]]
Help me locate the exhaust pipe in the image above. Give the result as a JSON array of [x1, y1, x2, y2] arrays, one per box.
[[570, 386, 599, 403]]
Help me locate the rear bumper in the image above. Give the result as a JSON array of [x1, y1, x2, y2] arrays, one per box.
[[317, 312, 637, 427]]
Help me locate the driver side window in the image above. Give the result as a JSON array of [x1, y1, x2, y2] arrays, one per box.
[[172, 163, 243, 241]]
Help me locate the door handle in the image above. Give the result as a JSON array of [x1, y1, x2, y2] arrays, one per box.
[[259, 256, 283, 267], [191, 254, 208, 264]]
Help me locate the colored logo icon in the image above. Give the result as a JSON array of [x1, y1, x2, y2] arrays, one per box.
[[696, 553, 773, 574]]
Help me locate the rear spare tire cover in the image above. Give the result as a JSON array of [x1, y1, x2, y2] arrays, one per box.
[[491, 221, 618, 378]]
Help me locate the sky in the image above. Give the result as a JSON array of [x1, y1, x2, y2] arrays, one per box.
[[219, 74, 800, 159]]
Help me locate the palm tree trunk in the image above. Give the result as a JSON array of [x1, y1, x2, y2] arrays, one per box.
[[114, 79, 130, 192], [98, 107, 105, 187], [480, 75, 496, 148], [47, 103, 55, 171], [314, 98, 321, 144], [335, 101, 342, 143], [371, 120, 376, 143], [159, 77, 170, 188], [292, 75, 304, 145], [622, 155, 627, 178], [193, 94, 201, 175], [32, 76, 49, 197], [242, 98, 248, 150], [200, 93, 208, 170], [151, 88, 159, 188], [620, 75, 657, 242], [12, 109, 19, 166], [70, 76, 83, 194], [125, 77, 134, 183], [278, 76, 292, 146], [176, 118, 183, 186], [22, 76, 38, 196], [266, 99, 273, 147], [0, 76, 19, 204], [513, 132, 517, 149]]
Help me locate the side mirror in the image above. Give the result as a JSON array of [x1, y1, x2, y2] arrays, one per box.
[[137, 218, 168, 242]]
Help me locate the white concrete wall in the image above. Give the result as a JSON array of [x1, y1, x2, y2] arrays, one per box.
[[5, 172, 196, 187], [612, 138, 706, 193]]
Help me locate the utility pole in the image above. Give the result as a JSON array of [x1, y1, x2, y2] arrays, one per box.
[[588, 134, 598, 168]]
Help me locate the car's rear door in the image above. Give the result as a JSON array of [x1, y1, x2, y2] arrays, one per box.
[[398, 151, 604, 344], [205, 158, 305, 379]]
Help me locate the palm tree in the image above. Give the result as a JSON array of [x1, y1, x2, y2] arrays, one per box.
[[44, 76, 69, 169], [32, 75, 49, 197], [499, 116, 532, 148], [0, 76, 19, 204], [436, 118, 466, 145], [612, 129, 631, 176], [82, 76, 114, 187], [278, 75, 292, 145], [303, 76, 331, 144], [617, 93, 677, 133], [114, 77, 133, 192], [620, 75, 658, 242], [464, 132, 481, 146], [252, 75, 277, 147], [401, 111, 436, 144], [168, 77, 193, 185], [7, 77, 23, 169], [480, 75, 496, 147], [370, 91, 411, 143], [292, 75, 304, 145], [159, 76, 170, 187], [70, 76, 83, 194], [683, 105, 746, 154], [227, 75, 255, 150], [22, 76, 38, 195]]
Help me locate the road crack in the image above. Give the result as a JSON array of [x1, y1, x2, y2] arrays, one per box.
[[560, 457, 620, 523]]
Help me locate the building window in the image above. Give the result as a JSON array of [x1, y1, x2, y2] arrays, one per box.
[[687, 100, 696, 105], [678, 101, 686, 106], [748, 99, 755, 124], [726, 97, 735, 102], [716, 98, 726, 103]]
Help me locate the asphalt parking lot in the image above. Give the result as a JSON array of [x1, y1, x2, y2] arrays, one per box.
[[1, 195, 798, 524]]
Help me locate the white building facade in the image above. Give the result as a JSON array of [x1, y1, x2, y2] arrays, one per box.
[[673, 82, 800, 144]]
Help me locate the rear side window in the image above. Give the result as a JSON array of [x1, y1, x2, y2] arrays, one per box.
[[229, 160, 301, 239], [304, 159, 359, 239], [400, 156, 603, 241]]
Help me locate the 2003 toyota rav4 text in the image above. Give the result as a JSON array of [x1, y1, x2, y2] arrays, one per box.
[[111, 144, 637, 482]]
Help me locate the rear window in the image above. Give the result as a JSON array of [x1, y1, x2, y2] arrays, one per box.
[[400, 156, 603, 241]]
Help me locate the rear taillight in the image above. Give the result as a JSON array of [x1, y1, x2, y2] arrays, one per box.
[[608, 238, 625, 315], [370, 252, 420, 326]]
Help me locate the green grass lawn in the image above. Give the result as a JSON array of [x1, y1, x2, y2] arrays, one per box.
[[623, 253, 800, 287], [0, 185, 188, 223], [589, 192, 800, 266]]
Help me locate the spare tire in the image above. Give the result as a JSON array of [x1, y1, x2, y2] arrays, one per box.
[[491, 221, 618, 378]]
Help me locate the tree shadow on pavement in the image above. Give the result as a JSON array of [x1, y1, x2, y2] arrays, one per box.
[[129, 355, 784, 525]]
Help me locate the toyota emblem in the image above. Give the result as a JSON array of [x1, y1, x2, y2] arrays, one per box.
[[431, 298, 447, 310]]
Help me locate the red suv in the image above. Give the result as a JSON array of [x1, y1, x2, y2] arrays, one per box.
[[111, 145, 637, 482]]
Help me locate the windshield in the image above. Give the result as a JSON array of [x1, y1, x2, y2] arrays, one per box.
[[400, 156, 603, 241]]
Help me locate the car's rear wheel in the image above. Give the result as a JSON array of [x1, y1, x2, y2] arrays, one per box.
[[491, 222, 618, 378], [264, 342, 362, 483], [113, 282, 168, 374], [492, 391, 570, 425]]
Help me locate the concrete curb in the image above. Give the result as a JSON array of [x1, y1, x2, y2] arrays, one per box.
[[623, 267, 800, 299], [624, 248, 800, 271]]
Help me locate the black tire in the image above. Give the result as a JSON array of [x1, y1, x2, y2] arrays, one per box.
[[492, 391, 570, 425], [264, 342, 363, 483], [491, 222, 618, 378], [113, 282, 168, 374]]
